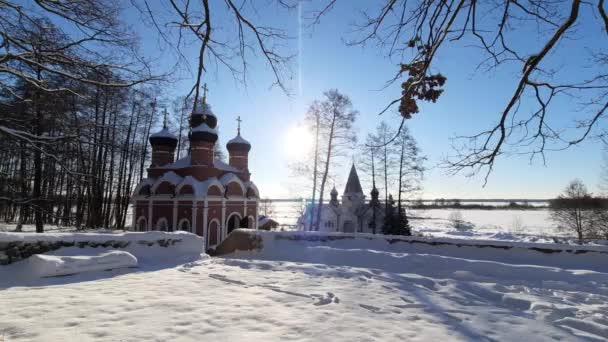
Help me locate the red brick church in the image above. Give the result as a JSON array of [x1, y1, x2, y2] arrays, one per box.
[[131, 87, 259, 249]]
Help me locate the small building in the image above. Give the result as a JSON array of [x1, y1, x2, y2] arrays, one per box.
[[130, 88, 259, 250], [258, 216, 280, 230], [297, 163, 383, 233]]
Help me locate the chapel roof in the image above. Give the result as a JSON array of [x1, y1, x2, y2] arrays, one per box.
[[343, 163, 363, 194]]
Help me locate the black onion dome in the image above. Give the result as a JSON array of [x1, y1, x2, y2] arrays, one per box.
[[149, 128, 178, 148], [190, 102, 217, 129], [190, 123, 218, 143], [226, 134, 251, 152]]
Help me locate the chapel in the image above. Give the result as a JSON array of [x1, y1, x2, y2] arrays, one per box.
[[297, 163, 383, 233], [131, 86, 259, 249]]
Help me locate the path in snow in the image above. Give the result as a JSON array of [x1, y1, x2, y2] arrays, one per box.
[[1, 240, 608, 341]]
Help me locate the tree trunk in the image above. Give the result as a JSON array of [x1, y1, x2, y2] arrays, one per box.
[[315, 109, 337, 232]]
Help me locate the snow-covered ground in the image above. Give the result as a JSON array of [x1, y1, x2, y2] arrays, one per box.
[[408, 209, 578, 243], [1, 232, 607, 341]]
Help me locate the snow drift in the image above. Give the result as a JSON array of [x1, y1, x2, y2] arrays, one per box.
[[28, 250, 137, 277], [0, 230, 205, 265]]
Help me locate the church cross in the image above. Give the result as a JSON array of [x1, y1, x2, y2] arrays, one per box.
[[236, 115, 242, 135], [163, 107, 168, 129], [202, 83, 208, 104]]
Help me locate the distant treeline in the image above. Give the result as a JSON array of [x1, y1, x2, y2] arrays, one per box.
[[409, 199, 545, 210]]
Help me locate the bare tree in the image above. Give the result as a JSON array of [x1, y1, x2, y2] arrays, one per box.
[[394, 125, 425, 227], [259, 198, 276, 217], [366, 122, 399, 214], [311, 1, 608, 182], [133, 0, 295, 105], [550, 179, 596, 243], [313, 90, 358, 231]]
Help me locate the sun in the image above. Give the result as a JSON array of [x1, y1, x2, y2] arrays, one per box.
[[283, 124, 313, 159]]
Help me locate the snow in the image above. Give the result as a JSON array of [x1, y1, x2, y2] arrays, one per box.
[[0, 230, 205, 265], [149, 127, 177, 139], [192, 123, 218, 134], [27, 250, 137, 277], [214, 159, 240, 172], [1, 231, 607, 341], [161, 155, 192, 169], [227, 134, 250, 145], [193, 103, 215, 116], [409, 209, 578, 243]]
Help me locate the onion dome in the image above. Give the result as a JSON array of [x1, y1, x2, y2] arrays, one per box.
[[190, 122, 218, 143], [226, 115, 251, 152], [190, 84, 218, 129], [370, 186, 379, 202], [149, 110, 177, 148], [330, 186, 339, 206], [190, 102, 217, 129], [226, 133, 251, 152]]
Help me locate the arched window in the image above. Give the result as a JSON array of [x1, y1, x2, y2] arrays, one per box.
[[137, 217, 147, 231], [178, 218, 191, 232], [156, 217, 169, 231]]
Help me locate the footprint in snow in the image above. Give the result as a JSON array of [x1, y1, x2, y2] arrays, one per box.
[[312, 292, 339, 306], [359, 304, 383, 313]]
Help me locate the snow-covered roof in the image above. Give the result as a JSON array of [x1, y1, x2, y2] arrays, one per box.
[[150, 127, 177, 140], [192, 123, 218, 134], [175, 176, 225, 197], [151, 171, 183, 193], [227, 134, 250, 146], [192, 102, 215, 117], [220, 173, 246, 194], [245, 181, 260, 198], [132, 178, 154, 198], [214, 159, 240, 172], [161, 155, 191, 169]]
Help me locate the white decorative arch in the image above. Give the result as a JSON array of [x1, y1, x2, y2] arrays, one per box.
[[245, 181, 260, 198], [136, 216, 147, 231], [207, 218, 221, 248], [220, 173, 246, 195], [175, 176, 225, 197], [177, 218, 191, 232], [156, 217, 169, 231], [132, 178, 154, 199], [151, 171, 183, 194]]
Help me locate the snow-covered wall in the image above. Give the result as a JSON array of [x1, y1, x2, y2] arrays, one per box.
[[0, 231, 204, 265], [218, 230, 608, 272]]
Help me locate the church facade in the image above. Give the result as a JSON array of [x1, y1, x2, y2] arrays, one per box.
[[297, 164, 383, 233], [130, 90, 259, 249]]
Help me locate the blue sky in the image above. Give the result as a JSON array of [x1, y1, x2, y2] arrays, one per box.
[[128, 1, 607, 199]]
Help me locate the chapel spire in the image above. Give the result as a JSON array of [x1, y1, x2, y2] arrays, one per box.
[[343, 163, 363, 195]]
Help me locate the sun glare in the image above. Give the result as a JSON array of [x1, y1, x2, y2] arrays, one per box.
[[283, 124, 313, 159]]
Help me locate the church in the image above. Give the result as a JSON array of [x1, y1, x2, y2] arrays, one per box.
[[297, 164, 384, 233], [131, 87, 259, 249]]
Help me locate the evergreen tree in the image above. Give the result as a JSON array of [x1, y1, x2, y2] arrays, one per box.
[[382, 195, 411, 236]]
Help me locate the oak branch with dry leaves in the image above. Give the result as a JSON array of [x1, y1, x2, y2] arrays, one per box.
[[313, 0, 608, 183]]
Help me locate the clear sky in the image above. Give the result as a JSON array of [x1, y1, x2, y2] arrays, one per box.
[[127, 1, 607, 200]]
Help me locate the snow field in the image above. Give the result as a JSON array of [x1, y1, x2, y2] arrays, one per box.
[[1, 231, 607, 341]]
